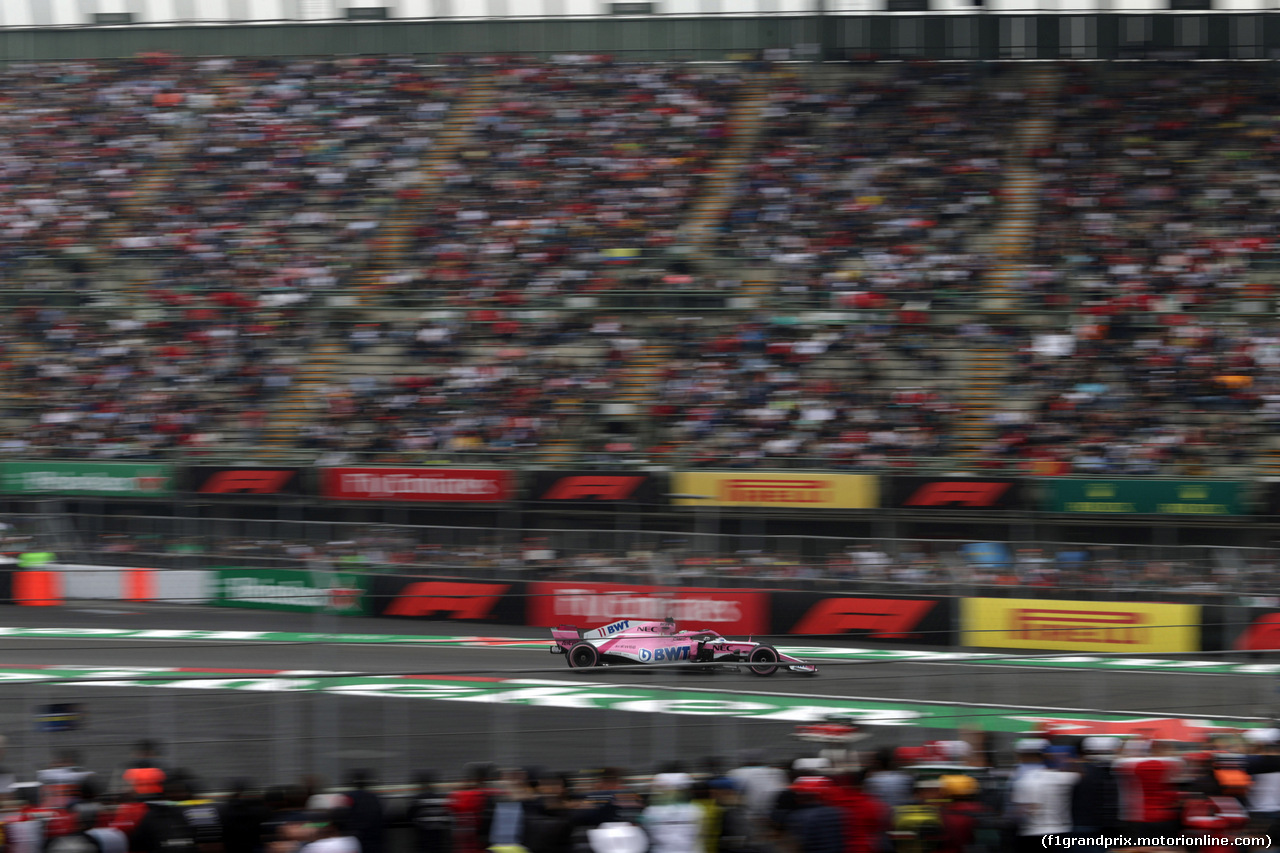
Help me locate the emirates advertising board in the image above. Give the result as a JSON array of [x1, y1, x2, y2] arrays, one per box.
[[526, 581, 768, 635], [321, 468, 514, 503]]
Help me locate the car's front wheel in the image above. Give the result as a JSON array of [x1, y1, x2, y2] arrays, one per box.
[[567, 641, 600, 670], [748, 645, 780, 676]]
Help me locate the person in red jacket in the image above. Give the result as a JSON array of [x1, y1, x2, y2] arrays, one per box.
[[445, 763, 497, 853], [6, 782, 76, 853], [827, 771, 890, 853], [1114, 739, 1185, 836]]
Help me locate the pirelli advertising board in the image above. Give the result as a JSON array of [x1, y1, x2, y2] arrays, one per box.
[[671, 472, 878, 509], [961, 598, 1200, 653]]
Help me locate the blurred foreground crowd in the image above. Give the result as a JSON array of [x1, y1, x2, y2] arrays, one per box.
[[8, 730, 1280, 853]]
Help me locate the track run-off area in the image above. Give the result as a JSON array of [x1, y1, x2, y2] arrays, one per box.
[[0, 604, 1269, 737], [0, 604, 1275, 780]]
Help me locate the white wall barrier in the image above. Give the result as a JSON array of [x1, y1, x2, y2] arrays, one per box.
[[12, 565, 214, 606], [152, 570, 214, 606], [59, 564, 124, 601]]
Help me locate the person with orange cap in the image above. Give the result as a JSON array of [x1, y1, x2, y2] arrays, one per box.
[[936, 775, 984, 853]]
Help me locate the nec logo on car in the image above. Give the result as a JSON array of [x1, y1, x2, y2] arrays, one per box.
[[638, 646, 691, 662]]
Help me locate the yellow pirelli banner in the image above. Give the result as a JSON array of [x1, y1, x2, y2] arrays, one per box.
[[671, 471, 879, 509], [961, 598, 1200, 653]]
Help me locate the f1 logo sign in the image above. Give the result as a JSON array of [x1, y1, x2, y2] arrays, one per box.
[[791, 599, 936, 639], [1235, 614, 1280, 651], [198, 470, 296, 494], [903, 481, 1011, 508], [384, 582, 510, 619], [540, 476, 644, 501]]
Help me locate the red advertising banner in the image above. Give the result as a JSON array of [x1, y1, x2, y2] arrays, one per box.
[[527, 581, 768, 635], [321, 468, 514, 503]]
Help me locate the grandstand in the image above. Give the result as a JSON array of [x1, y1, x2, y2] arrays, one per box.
[[1, 7, 1280, 853], [0, 53, 1274, 480]]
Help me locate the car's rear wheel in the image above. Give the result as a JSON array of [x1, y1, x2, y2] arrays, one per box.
[[748, 645, 780, 676], [567, 642, 600, 669]]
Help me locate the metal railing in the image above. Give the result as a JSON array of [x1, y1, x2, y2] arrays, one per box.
[[1, 279, 1276, 321], [25, 510, 1280, 598], [0, 444, 1258, 480]]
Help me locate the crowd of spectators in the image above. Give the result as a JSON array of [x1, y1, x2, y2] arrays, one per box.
[[8, 730, 1280, 853], [0, 56, 466, 304], [715, 63, 1024, 308], [0, 56, 743, 462], [111, 55, 464, 310], [980, 317, 1275, 476], [0, 56, 192, 290], [5, 57, 1280, 476], [967, 62, 1280, 477], [400, 59, 741, 302], [0, 305, 316, 457], [295, 314, 639, 458], [82, 530, 1257, 594], [1030, 63, 1279, 316], [646, 316, 959, 469]]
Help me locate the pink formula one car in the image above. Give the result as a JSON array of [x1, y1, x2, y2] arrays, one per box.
[[549, 618, 817, 676]]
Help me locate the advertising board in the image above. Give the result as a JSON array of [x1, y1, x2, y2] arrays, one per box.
[[961, 598, 1199, 653]]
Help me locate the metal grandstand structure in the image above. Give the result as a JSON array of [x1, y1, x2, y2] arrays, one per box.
[[3, 0, 1280, 61]]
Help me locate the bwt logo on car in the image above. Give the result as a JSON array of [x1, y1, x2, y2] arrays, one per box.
[[638, 646, 691, 662], [605, 621, 631, 634], [555, 590, 742, 623]]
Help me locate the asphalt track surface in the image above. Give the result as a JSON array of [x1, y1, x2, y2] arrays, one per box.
[[0, 603, 1275, 788]]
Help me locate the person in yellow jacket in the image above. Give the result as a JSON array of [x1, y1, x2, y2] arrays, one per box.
[[692, 780, 723, 853]]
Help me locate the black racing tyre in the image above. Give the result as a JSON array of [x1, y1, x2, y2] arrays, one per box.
[[567, 642, 600, 670], [748, 645, 780, 676]]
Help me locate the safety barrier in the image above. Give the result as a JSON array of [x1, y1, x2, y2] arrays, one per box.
[[11, 565, 1280, 655], [0, 462, 1268, 515]]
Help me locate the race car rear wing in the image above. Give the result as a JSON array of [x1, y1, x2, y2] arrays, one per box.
[[551, 625, 583, 644]]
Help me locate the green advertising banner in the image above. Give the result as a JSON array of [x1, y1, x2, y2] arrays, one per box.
[[0, 461, 172, 496], [214, 568, 367, 615], [1042, 480, 1244, 516]]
